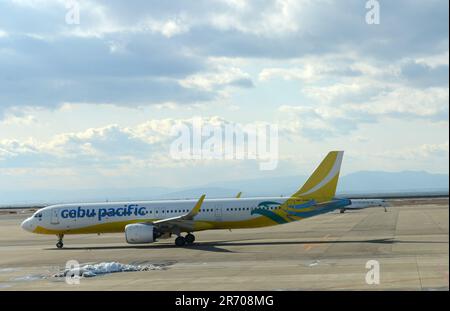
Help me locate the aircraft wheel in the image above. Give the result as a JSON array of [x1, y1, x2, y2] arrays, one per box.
[[185, 233, 195, 244], [56, 241, 64, 249], [175, 236, 186, 247]]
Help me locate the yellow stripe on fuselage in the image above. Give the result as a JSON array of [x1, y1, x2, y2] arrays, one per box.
[[33, 216, 282, 235], [33, 218, 157, 235]]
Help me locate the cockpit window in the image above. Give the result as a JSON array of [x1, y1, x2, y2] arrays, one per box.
[[34, 213, 42, 218]]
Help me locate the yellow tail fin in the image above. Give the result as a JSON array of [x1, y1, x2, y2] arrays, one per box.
[[292, 151, 344, 202]]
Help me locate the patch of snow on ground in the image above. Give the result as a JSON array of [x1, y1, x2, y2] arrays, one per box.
[[11, 274, 43, 281], [53, 262, 164, 278]]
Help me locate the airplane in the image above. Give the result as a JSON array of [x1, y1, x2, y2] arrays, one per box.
[[338, 199, 388, 213], [21, 151, 351, 248]]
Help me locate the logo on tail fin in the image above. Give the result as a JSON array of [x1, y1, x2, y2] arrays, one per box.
[[250, 151, 345, 224]]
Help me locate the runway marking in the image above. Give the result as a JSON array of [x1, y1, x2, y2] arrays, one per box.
[[303, 245, 313, 251], [303, 235, 331, 251]]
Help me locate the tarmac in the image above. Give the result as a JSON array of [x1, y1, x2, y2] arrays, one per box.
[[0, 198, 448, 290]]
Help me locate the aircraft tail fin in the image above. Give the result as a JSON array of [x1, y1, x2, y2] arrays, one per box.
[[292, 151, 344, 202]]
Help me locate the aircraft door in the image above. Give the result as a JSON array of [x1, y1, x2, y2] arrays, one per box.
[[50, 208, 59, 224], [214, 204, 223, 221]]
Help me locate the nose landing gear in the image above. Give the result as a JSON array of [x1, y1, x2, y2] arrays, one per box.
[[56, 234, 64, 249]]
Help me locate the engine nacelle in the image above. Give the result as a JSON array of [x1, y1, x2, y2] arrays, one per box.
[[125, 223, 161, 244]]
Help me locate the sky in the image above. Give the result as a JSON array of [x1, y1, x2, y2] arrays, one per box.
[[0, 0, 448, 192]]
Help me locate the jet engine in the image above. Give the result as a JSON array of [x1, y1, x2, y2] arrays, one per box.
[[125, 223, 162, 244]]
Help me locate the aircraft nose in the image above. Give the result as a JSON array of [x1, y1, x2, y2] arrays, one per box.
[[21, 218, 34, 232]]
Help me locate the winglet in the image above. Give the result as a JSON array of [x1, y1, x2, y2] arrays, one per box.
[[236, 192, 242, 198], [185, 194, 206, 219]]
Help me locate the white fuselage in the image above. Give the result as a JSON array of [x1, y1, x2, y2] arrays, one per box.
[[21, 197, 288, 234], [348, 199, 388, 209]]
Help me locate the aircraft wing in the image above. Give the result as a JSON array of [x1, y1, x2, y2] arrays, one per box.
[[151, 194, 205, 233]]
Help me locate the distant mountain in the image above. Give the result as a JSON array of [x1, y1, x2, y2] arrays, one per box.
[[0, 170, 448, 206], [206, 175, 308, 197], [339, 170, 449, 194], [0, 187, 172, 206], [180, 170, 449, 198], [155, 187, 242, 200]]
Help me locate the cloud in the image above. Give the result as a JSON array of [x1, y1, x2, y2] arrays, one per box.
[[0, 119, 186, 168], [0, 116, 246, 168], [0, 0, 448, 193], [279, 105, 363, 140], [400, 60, 449, 87], [373, 141, 449, 161], [0, 0, 447, 116], [279, 86, 448, 140], [352, 87, 449, 120], [180, 66, 254, 91], [0, 115, 285, 175]]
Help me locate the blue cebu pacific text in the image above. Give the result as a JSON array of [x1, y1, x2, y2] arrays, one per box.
[[60, 205, 147, 221]]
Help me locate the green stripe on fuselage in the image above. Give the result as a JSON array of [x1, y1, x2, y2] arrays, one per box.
[[251, 208, 288, 224]]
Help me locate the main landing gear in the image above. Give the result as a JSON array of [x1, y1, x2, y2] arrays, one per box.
[[56, 234, 64, 249], [185, 233, 195, 244], [174, 233, 196, 247]]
